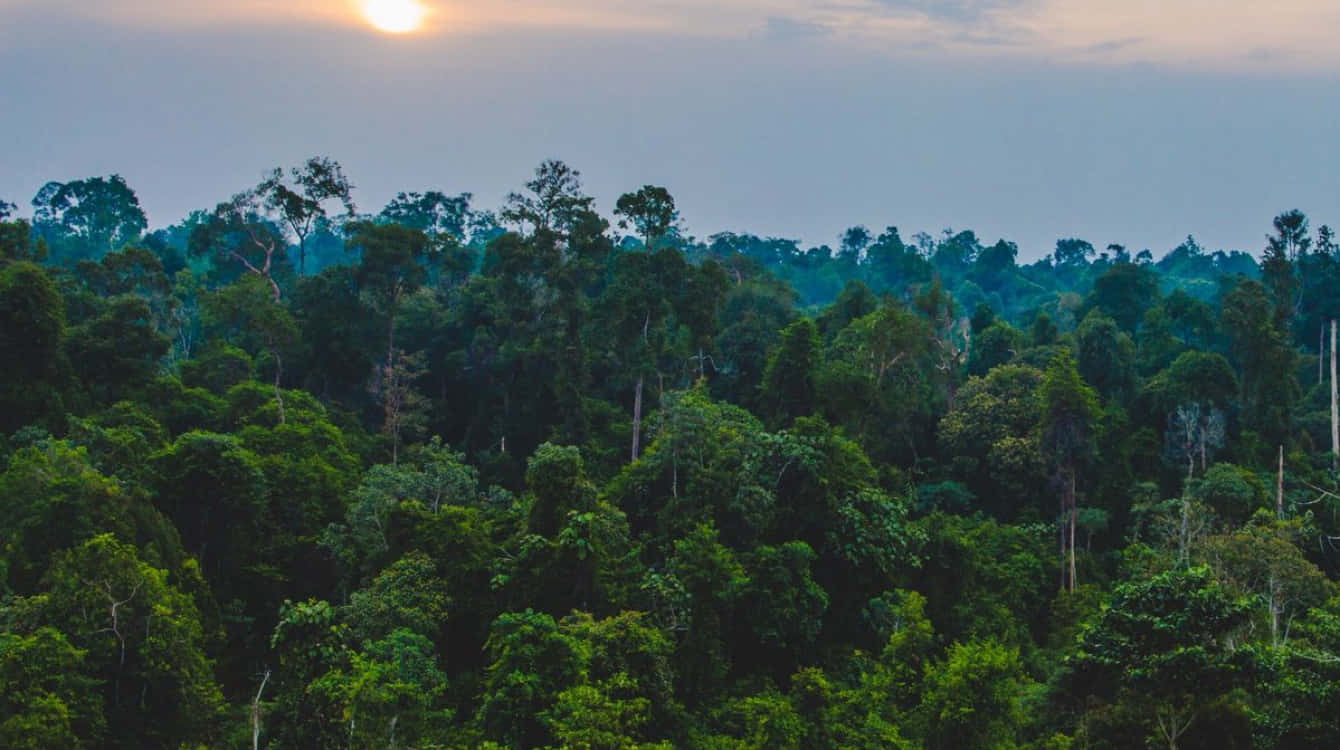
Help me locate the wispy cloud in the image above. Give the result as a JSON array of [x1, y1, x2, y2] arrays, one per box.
[[4, 0, 1340, 71], [869, 0, 1032, 24], [762, 15, 833, 41], [1082, 37, 1144, 55]]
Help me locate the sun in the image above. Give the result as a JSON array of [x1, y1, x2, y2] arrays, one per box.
[[360, 0, 428, 34]]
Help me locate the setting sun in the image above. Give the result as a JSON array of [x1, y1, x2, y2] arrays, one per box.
[[360, 0, 428, 34]]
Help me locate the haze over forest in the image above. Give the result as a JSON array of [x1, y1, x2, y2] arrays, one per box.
[[2, 0, 1338, 258]]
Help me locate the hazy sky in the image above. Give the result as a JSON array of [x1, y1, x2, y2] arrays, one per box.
[[1, 0, 1337, 259]]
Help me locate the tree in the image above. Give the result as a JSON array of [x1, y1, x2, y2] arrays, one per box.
[[257, 156, 356, 275], [0, 261, 68, 431], [0, 439, 180, 596], [379, 190, 473, 240], [1, 215, 46, 264], [189, 191, 292, 301], [477, 609, 585, 748], [1040, 349, 1100, 591], [148, 432, 271, 647], [1261, 209, 1311, 330], [370, 349, 429, 465], [1067, 566, 1252, 750], [348, 221, 431, 374], [1085, 262, 1159, 333], [939, 365, 1047, 517], [308, 628, 451, 749], [830, 301, 928, 387], [31, 175, 147, 263], [1204, 515, 1333, 648], [1220, 278, 1297, 448], [501, 160, 595, 237], [615, 186, 680, 251], [917, 639, 1030, 750], [0, 627, 104, 749], [200, 274, 299, 422], [1053, 237, 1095, 268], [759, 318, 821, 427], [344, 552, 451, 643], [1076, 311, 1136, 402], [542, 674, 671, 750], [36, 534, 224, 749], [1166, 403, 1226, 480]]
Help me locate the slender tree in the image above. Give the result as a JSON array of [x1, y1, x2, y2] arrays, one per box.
[[1040, 349, 1100, 591], [257, 156, 356, 276]]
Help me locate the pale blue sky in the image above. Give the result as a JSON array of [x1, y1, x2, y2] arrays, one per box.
[[1, 0, 1337, 258]]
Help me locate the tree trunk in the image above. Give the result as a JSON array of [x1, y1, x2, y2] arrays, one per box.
[[631, 374, 644, 462], [1059, 498, 1067, 590], [252, 668, 271, 750], [630, 311, 651, 463], [271, 350, 285, 425], [1277, 445, 1285, 518], [1069, 484, 1078, 592], [1060, 469, 1077, 592], [1331, 319, 1337, 472]]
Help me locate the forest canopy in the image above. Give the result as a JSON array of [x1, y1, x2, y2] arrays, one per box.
[[2, 160, 1340, 749]]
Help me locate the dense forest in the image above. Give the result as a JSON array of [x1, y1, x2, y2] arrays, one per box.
[[3, 158, 1340, 749]]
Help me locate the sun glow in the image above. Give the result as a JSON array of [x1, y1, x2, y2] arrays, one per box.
[[360, 0, 428, 34]]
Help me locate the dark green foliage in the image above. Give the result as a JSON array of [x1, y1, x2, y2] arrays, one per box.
[[759, 318, 820, 427], [0, 262, 68, 431], [7, 166, 1340, 749], [31, 176, 147, 264]]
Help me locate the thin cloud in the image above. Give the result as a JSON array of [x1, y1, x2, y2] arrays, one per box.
[[1083, 37, 1144, 55], [869, 0, 1032, 23], [762, 15, 833, 40], [4, 0, 1340, 71]]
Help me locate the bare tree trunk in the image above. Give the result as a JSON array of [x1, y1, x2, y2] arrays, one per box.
[[1277, 445, 1285, 518], [252, 668, 271, 750], [1179, 496, 1190, 566], [271, 351, 285, 425], [1268, 578, 1280, 648], [1060, 469, 1077, 592], [1055, 508, 1066, 591], [1059, 499, 1067, 590], [630, 311, 651, 463], [1069, 479, 1078, 592], [631, 374, 644, 462], [1331, 319, 1337, 472]]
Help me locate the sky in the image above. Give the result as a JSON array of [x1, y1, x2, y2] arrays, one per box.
[[1, 0, 1337, 260]]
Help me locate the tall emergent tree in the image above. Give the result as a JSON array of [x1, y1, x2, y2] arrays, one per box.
[[615, 185, 680, 251], [31, 175, 148, 263], [257, 156, 356, 276], [1040, 349, 1100, 591]]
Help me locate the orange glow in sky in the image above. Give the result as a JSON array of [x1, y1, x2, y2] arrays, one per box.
[[359, 0, 428, 34]]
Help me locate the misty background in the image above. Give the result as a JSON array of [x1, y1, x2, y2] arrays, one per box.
[[1, 1, 1337, 260]]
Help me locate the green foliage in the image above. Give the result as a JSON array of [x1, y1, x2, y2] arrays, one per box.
[[1067, 566, 1254, 748], [29, 534, 223, 748], [10, 165, 1340, 749], [917, 639, 1032, 750], [0, 261, 68, 431], [0, 627, 103, 748], [759, 318, 821, 427]]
